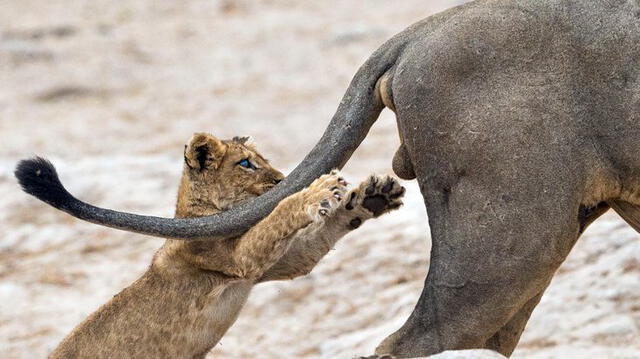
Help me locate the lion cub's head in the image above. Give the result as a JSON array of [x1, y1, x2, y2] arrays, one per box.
[[175, 133, 284, 218]]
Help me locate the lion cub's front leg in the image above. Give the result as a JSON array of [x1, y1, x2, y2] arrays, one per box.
[[259, 174, 405, 282], [340, 173, 405, 227], [225, 172, 348, 280]]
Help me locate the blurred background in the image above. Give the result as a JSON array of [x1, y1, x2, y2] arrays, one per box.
[[0, 0, 638, 357]]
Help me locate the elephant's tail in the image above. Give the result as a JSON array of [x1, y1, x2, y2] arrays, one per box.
[[14, 37, 407, 241]]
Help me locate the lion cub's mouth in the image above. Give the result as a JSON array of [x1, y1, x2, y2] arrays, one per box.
[[247, 183, 276, 196]]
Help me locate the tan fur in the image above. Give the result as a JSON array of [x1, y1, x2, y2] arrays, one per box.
[[376, 71, 395, 113], [50, 133, 404, 358]]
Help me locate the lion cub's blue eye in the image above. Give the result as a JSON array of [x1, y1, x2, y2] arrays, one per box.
[[238, 159, 252, 169]]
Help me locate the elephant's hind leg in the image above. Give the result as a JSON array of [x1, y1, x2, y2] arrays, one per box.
[[609, 200, 640, 234], [376, 165, 587, 357], [484, 291, 544, 356]]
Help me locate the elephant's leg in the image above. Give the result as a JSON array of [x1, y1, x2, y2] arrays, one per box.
[[484, 291, 544, 356], [375, 169, 587, 357], [483, 200, 610, 356], [379, 34, 619, 354]]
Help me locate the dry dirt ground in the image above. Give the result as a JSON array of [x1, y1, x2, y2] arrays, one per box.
[[1, 0, 638, 358]]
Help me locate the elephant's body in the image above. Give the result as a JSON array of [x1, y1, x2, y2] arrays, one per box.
[[15, 0, 640, 357], [378, 0, 640, 356]]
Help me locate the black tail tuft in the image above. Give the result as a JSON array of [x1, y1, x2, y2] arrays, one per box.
[[14, 157, 73, 209]]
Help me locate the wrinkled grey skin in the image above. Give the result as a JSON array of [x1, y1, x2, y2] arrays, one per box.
[[15, 0, 640, 357]]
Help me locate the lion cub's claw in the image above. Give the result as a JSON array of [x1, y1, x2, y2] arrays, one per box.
[[303, 170, 348, 221]]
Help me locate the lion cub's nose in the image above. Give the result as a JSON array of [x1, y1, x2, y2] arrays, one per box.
[[274, 178, 282, 184]]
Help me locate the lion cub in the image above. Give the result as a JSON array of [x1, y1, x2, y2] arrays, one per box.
[[51, 133, 405, 358]]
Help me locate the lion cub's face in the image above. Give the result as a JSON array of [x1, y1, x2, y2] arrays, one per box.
[[175, 133, 284, 218]]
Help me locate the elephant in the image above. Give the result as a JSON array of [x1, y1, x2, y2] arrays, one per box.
[[15, 0, 640, 356]]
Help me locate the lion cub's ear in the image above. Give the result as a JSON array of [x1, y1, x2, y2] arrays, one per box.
[[184, 133, 227, 171], [233, 136, 255, 146]]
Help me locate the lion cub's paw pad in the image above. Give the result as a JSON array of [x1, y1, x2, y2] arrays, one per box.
[[349, 175, 405, 217]]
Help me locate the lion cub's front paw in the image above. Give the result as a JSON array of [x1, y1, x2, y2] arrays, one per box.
[[301, 170, 348, 222], [346, 175, 405, 218]]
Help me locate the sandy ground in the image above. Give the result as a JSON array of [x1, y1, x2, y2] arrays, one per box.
[[1, 0, 638, 357]]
